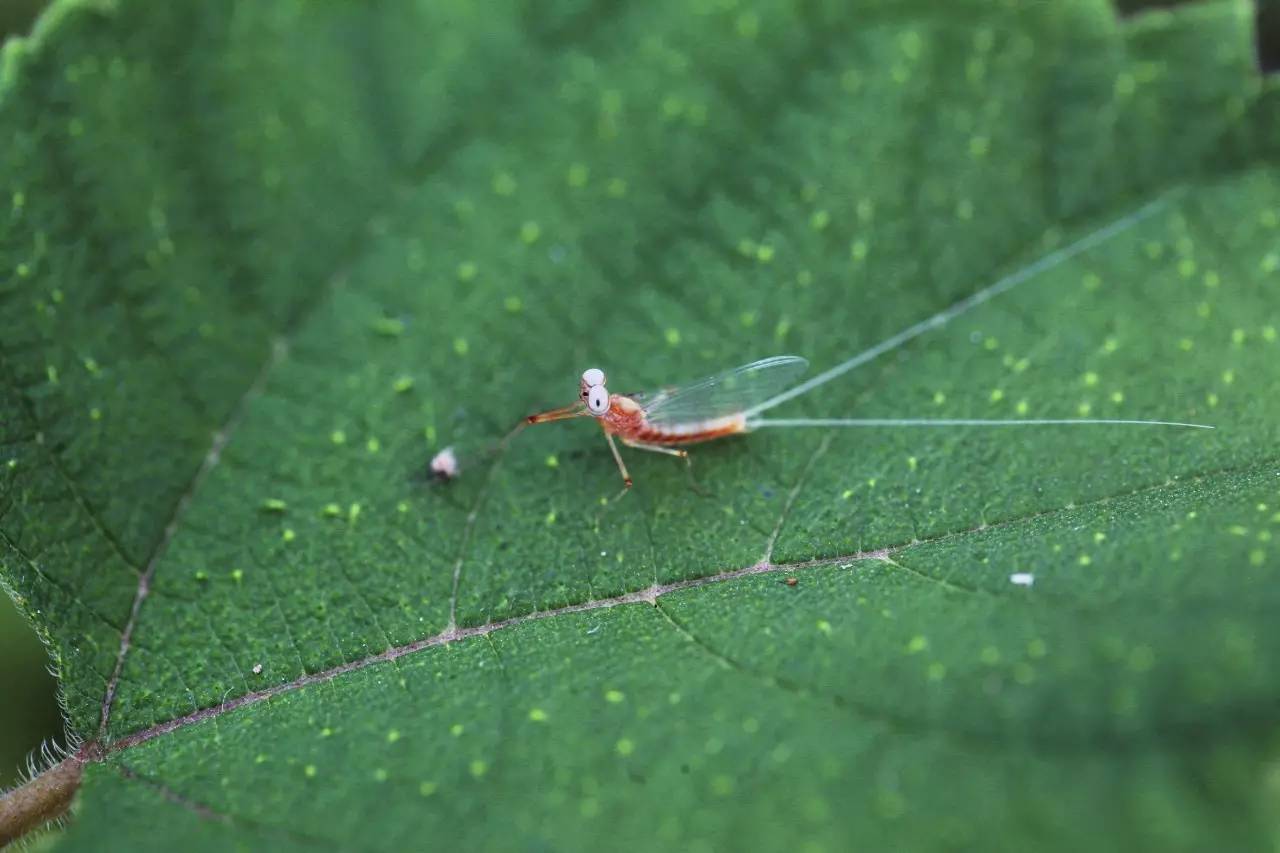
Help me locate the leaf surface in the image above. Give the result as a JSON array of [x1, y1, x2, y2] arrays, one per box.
[[2, 0, 1279, 849]]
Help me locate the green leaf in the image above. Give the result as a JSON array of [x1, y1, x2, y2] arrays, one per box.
[[2, 0, 1279, 848]]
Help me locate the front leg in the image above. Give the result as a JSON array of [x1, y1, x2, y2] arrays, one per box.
[[603, 432, 632, 501]]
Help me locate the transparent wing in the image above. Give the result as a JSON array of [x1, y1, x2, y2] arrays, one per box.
[[640, 356, 809, 427]]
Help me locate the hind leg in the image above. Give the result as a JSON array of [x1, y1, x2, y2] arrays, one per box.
[[621, 439, 708, 496]]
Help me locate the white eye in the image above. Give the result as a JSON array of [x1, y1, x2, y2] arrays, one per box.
[[581, 367, 606, 388], [587, 385, 609, 415]]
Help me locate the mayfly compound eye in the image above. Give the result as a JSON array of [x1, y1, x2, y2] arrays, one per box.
[[581, 367, 606, 388], [587, 385, 610, 415]]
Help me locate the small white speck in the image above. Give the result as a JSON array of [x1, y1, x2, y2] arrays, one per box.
[[1009, 573, 1034, 587], [252, 663, 263, 675], [600, 550, 607, 557], [586, 624, 600, 635], [430, 446, 460, 480]]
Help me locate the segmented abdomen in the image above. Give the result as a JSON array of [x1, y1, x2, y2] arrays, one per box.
[[628, 414, 747, 446]]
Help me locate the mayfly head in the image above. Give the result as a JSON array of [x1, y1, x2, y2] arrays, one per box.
[[581, 367, 610, 417]]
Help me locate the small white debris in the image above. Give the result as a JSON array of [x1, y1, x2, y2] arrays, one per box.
[[429, 446, 460, 481], [252, 663, 263, 675], [1009, 573, 1035, 587]]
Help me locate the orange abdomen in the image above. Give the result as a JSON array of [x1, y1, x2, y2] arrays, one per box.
[[630, 418, 746, 445], [603, 396, 747, 445]]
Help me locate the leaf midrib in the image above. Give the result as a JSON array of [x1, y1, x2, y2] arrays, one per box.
[[91, 452, 1276, 761]]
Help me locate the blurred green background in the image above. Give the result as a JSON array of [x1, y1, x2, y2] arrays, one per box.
[[0, 0, 1275, 795], [1, 0, 61, 792], [0, 596, 59, 789]]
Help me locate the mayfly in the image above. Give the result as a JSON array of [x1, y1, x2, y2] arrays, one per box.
[[521, 194, 1212, 490]]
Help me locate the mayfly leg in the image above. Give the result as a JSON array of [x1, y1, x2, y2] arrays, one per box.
[[621, 440, 687, 459], [603, 432, 632, 499], [622, 439, 709, 496]]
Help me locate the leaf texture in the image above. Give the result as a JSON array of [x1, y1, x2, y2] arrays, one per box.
[[1, 0, 1278, 849]]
